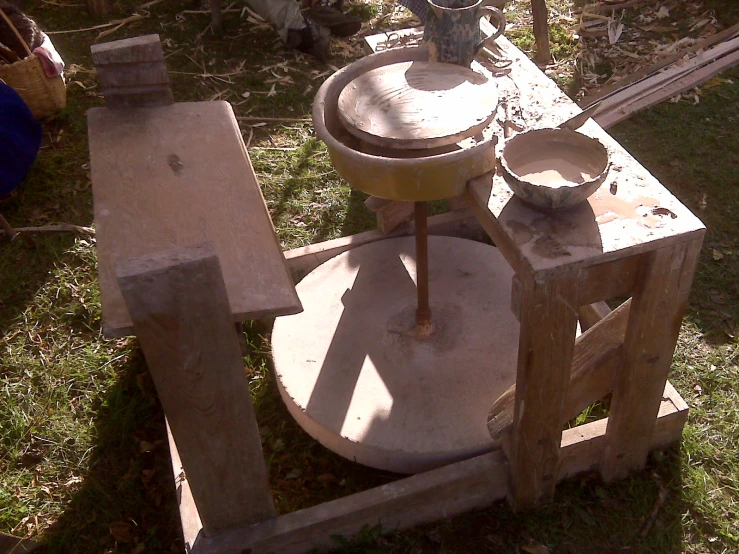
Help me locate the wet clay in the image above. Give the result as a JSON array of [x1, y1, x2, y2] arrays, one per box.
[[591, 192, 674, 228], [508, 143, 602, 187]]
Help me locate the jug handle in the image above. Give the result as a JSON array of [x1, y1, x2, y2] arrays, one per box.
[[474, 4, 506, 57]]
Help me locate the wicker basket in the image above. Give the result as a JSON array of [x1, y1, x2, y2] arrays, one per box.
[[0, 8, 66, 119]]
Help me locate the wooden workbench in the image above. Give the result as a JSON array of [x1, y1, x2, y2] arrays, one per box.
[[87, 32, 705, 554], [459, 36, 705, 508]]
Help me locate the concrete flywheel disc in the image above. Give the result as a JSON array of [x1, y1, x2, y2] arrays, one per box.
[[272, 236, 520, 474]]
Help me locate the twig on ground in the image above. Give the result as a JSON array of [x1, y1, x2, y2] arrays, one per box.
[[577, 0, 650, 14], [12, 224, 96, 235], [236, 116, 311, 123], [0, 212, 18, 240], [46, 13, 146, 37], [640, 476, 669, 537]]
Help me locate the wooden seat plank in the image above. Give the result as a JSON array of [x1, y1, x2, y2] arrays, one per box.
[[88, 101, 301, 337]]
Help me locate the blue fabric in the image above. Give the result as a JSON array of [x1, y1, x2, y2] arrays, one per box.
[[0, 82, 42, 196]]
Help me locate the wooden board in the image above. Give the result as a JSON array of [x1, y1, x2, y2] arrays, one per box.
[[581, 21, 739, 108], [171, 384, 688, 554], [88, 101, 302, 337], [117, 243, 276, 534], [337, 61, 498, 149], [464, 36, 706, 276], [595, 42, 739, 129]]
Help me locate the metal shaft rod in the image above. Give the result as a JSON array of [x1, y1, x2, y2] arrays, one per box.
[[414, 201, 432, 331]]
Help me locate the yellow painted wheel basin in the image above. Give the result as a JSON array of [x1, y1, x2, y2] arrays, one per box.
[[312, 46, 499, 202]]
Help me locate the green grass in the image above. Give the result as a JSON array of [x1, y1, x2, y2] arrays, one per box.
[[1, 1, 738, 553]]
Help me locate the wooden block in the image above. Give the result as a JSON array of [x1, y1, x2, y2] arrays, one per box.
[[95, 62, 169, 89], [91, 35, 167, 65], [91, 34, 173, 108], [99, 86, 174, 110], [174, 391, 686, 554], [578, 301, 612, 331], [600, 238, 703, 481], [447, 195, 466, 211], [507, 274, 580, 510], [489, 298, 630, 441], [87, 0, 108, 17], [117, 243, 276, 534], [577, 255, 643, 306], [364, 196, 414, 234], [88, 101, 302, 337]]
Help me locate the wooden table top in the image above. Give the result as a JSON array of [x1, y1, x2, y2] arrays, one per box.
[[88, 101, 302, 338], [467, 35, 706, 274]]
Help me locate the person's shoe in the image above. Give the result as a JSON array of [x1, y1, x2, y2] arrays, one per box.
[[287, 17, 331, 61], [306, 4, 361, 38]]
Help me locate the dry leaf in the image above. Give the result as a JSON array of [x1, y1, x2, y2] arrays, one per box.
[[608, 19, 624, 45], [267, 83, 277, 97], [712, 249, 724, 261], [242, 91, 251, 98], [656, 6, 670, 19]]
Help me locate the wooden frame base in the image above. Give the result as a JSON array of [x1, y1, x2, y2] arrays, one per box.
[[155, 227, 690, 554], [169, 384, 687, 554]]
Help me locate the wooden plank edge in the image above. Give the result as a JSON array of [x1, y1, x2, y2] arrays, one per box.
[[581, 21, 739, 107], [462, 177, 532, 277], [102, 300, 303, 339], [170, 395, 685, 554], [0, 532, 38, 554], [283, 209, 488, 283], [596, 49, 739, 128], [166, 420, 203, 551]]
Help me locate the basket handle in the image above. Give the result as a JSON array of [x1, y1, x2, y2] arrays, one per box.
[[0, 7, 33, 58]]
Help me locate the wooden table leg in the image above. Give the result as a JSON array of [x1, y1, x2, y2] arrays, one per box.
[[531, 0, 551, 65], [116, 242, 276, 534], [507, 273, 579, 510], [600, 238, 702, 481]]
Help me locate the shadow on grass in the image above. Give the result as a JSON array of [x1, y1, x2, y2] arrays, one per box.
[[32, 351, 183, 554]]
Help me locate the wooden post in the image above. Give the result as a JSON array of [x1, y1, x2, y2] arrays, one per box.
[[91, 34, 174, 109], [211, 0, 223, 36], [116, 242, 275, 535], [600, 239, 702, 481], [364, 197, 414, 234], [87, 0, 109, 18], [506, 273, 579, 510], [531, 0, 551, 65]]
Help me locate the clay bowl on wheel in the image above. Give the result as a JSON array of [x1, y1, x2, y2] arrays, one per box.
[[499, 128, 610, 211], [312, 46, 499, 202]]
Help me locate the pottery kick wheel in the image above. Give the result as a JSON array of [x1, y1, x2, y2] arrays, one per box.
[[272, 47, 519, 474]]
